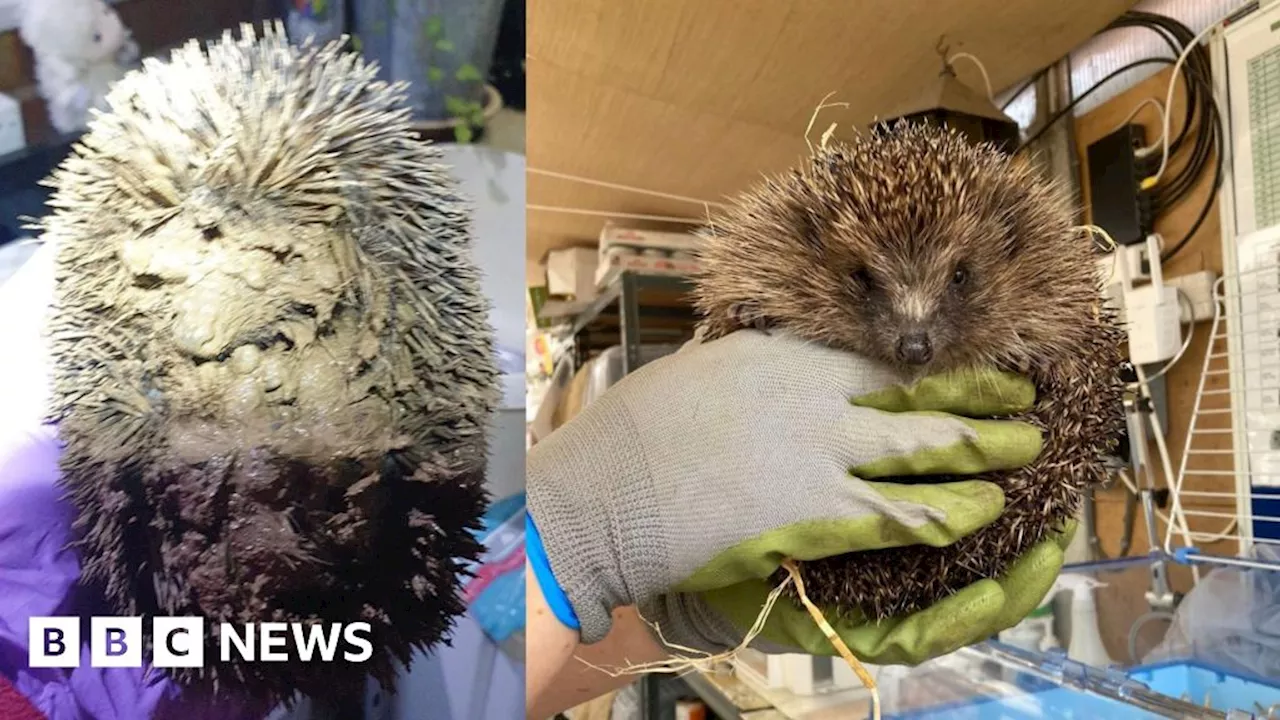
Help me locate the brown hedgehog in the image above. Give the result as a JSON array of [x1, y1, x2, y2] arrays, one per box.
[[694, 122, 1126, 621], [38, 24, 498, 704]]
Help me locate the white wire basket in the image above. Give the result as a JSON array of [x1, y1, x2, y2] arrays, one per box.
[[1169, 225, 1280, 573]]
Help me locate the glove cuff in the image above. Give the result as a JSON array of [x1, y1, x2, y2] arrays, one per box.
[[526, 389, 653, 643]]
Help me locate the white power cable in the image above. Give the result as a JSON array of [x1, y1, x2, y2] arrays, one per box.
[[1115, 467, 1237, 547], [948, 52, 994, 101], [1134, 363, 1201, 582], [1111, 97, 1167, 158], [1145, 8, 1239, 189]]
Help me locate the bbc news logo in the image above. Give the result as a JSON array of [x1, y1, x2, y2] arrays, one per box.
[[30, 617, 373, 668]]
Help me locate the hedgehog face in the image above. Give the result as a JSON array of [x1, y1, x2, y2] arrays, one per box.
[[817, 193, 1043, 376], [697, 123, 1100, 381]]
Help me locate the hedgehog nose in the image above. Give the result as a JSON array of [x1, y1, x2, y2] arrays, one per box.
[[895, 331, 933, 365]]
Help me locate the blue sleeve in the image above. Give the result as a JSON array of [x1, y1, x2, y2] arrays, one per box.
[[525, 513, 580, 631]]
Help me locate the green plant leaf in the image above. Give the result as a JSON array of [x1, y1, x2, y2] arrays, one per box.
[[454, 124, 473, 143], [427, 66, 444, 83], [435, 39, 455, 53], [455, 63, 483, 83], [444, 95, 470, 117], [424, 15, 444, 40]]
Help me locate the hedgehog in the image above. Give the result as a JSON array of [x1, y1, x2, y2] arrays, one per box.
[[37, 23, 498, 704], [694, 122, 1126, 621]]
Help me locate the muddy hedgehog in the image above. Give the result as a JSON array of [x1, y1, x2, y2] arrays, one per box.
[[38, 23, 498, 703], [694, 122, 1126, 621]]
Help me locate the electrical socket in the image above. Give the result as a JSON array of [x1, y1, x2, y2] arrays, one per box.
[[0, 92, 24, 157], [1127, 244, 1150, 281], [1169, 270, 1218, 323], [1098, 269, 1219, 326]]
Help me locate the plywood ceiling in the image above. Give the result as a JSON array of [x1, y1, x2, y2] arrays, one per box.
[[527, 0, 1138, 265]]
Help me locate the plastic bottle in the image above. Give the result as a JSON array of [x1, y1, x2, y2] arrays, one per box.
[[999, 603, 1057, 653], [1058, 574, 1113, 667]]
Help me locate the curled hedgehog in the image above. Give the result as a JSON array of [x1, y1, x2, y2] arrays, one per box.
[[694, 122, 1126, 621], [39, 23, 498, 703]]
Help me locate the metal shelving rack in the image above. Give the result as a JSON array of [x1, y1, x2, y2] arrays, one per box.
[[555, 270, 697, 375]]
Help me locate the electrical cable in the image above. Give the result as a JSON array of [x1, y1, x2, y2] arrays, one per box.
[[1132, 364, 1201, 583], [1113, 98, 1167, 156], [1000, 69, 1045, 112], [1159, 105, 1222, 263], [1114, 467, 1238, 546], [1145, 9, 1239, 190], [1139, 289, 1196, 383], [1097, 12, 1217, 218], [1107, 19, 1194, 158], [1152, 68, 1218, 215], [1081, 11, 1224, 263], [1017, 58, 1175, 150], [948, 52, 994, 101], [1111, 11, 1213, 162]]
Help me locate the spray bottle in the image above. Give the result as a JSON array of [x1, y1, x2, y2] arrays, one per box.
[[1056, 573, 1113, 667]]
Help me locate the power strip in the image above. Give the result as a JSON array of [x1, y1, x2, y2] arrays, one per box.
[[1100, 268, 1218, 325]]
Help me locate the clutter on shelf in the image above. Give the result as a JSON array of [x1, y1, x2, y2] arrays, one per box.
[[17, 0, 139, 135]]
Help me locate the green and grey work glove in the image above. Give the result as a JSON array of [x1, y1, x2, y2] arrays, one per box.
[[526, 329, 1054, 663]]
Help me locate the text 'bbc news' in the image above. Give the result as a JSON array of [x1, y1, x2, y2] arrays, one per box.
[[29, 617, 373, 668]]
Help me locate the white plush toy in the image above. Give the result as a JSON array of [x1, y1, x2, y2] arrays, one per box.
[[18, 0, 139, 135]]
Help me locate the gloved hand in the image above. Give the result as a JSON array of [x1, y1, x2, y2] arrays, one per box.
[[0, 242, 268, 720], [526, 329, 1061, 663]]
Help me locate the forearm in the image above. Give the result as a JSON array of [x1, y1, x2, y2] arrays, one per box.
[[525, 560, 578, 714], [526, 564, 667, 719]]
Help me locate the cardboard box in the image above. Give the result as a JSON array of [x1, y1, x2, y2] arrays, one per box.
[[594, 248, 702, 289], [598, 225, 703, 257], [545, 246, 598, 300]]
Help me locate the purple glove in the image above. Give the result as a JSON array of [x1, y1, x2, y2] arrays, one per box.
[[0, 243, 267, 720]]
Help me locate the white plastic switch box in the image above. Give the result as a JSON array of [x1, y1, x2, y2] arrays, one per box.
[[1120, 235, 1183, 366], [1125, 284, 1183, 364], [0, 92, 24, 157]]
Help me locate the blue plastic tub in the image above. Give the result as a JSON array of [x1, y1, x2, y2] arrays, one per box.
[[1127, 659, 1280, 713], [887, 660, 1280, 719]]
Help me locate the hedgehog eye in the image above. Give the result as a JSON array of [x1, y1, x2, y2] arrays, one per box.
[[850, 267, 873, 289], [951, 266, 968, 287]]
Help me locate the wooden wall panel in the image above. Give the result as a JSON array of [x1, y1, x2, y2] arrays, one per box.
[[1072, 66, 1238, 660]]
